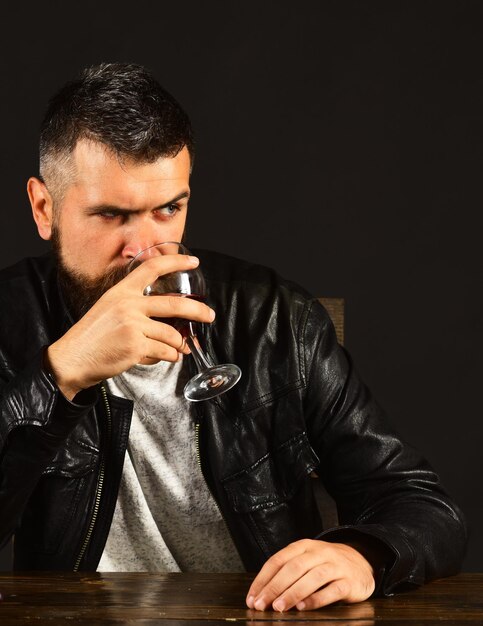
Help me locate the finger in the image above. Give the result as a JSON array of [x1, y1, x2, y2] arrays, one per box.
[[144, 294, 215, 324], [124, 254, 199, 291], [140, 336, 183, 364], [270, 563, 336, 612], [177, 336, 189, 354], [295, 578, 353, 611], [144, 318, 191, 354], [253, 553, 335, 612], [246, 540, 311, 608]]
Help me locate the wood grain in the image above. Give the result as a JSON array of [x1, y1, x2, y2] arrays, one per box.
[[0, 572, 482, 624], [319, 297, 344, 346]]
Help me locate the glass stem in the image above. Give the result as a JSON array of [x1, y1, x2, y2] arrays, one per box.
[[186, 334, 213, 372]]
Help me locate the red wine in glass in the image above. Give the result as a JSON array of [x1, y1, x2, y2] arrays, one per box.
[[129, 243, 241, 401], [155, 293, 205, 338]]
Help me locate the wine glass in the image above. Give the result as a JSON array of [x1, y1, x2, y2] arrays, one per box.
[[129, 242, 241, 401]]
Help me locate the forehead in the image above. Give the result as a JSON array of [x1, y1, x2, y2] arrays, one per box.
[[61, 140, 191, 208], [72, 139, 191, 185]]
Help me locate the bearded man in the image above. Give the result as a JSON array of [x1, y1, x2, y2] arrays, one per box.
[[0, 63, 466, 613]]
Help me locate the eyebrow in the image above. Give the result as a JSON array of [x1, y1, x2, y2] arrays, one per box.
[[86, 191, 190, 215]]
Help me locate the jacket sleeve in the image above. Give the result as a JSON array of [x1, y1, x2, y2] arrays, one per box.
[[0, 348, 97, 549], [302, 298, 467, 596]]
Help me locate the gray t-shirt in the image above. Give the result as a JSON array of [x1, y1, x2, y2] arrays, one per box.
[[97, 357, 244, 572]]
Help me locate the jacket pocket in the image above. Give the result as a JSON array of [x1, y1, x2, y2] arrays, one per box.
[[222, 432, 319, 513], [42, 437, 99, 477], [221, 432, 322, 555], [19, 438, 99, 554]]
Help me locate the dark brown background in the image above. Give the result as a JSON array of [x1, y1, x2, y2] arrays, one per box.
[[0, 0, 481, 571]]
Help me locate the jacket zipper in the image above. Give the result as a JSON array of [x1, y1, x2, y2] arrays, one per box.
[[73, 384, 112, 571], [194, 416, 240, 556]]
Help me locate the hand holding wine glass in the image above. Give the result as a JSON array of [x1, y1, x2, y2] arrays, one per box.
[[44, 252, 213, 401], [129, 242, 241, 401]]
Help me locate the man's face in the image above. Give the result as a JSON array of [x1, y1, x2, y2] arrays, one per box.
[[33, 140, 191, 316], [53, 139, 190, 279]]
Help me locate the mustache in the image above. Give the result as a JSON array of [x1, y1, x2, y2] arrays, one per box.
[[92, 263, 131, 295]]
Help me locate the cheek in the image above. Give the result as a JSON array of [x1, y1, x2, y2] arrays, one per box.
[[59, 223, 121, 276], [168, 222, 187, 241], [148, 214, 187, 244], [170, 212, 188, 239]]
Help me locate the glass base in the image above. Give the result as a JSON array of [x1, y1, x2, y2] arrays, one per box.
[[183, 364, 242, 402]]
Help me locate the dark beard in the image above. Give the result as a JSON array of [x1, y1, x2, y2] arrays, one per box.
[[58, 263, 129, 320], [52, 227, 130, 320]]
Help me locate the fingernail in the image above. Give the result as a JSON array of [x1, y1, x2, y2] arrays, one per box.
[[188, 256, 199, 265], [208, 308, 216, 321], [254, 598, 266, 611], [296, 600, 306, 610], [246, 595, 255, 609], [273, 600, 285, 612]]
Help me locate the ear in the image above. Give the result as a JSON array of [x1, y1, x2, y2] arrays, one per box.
[[28, 177, 54, 240]]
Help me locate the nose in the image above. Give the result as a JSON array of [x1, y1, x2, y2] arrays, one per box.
[[120, 218, 161, 260]]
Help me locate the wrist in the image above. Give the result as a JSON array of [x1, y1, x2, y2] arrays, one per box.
[[44, 344, 84, 401]]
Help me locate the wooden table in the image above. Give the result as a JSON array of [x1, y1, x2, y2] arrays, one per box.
[[0, 572, 482, 624]]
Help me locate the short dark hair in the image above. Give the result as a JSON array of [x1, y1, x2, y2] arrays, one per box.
[[39, 62, 194, 198]]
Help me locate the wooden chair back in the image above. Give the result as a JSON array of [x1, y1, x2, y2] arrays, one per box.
[[318, 297, 344, 346], [313, 297, 344, 529]]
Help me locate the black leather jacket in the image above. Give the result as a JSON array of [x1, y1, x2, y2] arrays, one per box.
[[0, 251, 467, 594]]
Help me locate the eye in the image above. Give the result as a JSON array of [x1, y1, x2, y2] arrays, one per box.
[[96, 211, 129, 224], [157, 204, 180, 217], [99, 211, 119, 219]]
